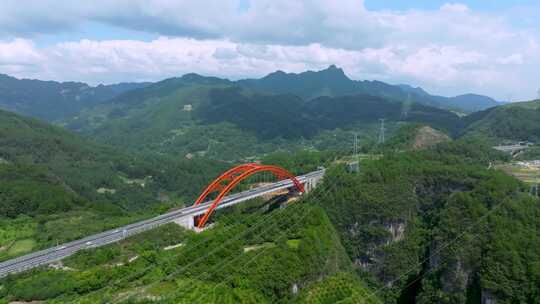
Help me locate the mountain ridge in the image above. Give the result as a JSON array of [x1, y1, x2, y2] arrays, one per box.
[[0, 66, 500, 123], [0, 73, 150, 121], [237, 65, 500, 112]]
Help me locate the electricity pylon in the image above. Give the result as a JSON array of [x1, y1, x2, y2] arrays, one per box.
[[378, 118, 386, 145], [353, 133, 358, 159]]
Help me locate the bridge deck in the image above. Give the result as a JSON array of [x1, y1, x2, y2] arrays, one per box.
[[0, 170, 324, 278]]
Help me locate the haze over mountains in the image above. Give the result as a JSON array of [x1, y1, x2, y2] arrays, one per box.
[[0, 73, 150, 121], [0, 66, 502, 124]]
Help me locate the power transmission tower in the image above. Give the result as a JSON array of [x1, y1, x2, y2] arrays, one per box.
[[401, 93, 411, 119], [530, 183, 539, 198], [531, 171, 539, 198], [353, 133, 358, 159], [378, 118, 386, 144], [347, 132, 360, 173], [537, 88, 540, 100]]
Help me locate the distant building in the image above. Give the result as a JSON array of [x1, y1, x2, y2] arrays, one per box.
[[183, 104, 193, 112]]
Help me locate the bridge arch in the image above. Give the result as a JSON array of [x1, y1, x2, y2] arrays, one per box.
[[193, 164, 304, 228]]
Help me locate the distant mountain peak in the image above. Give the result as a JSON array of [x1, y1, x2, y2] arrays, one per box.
[[397, 84, 430, 96], [262, 65, 348, 80], [179, 73, 230, 85], [318, 64, 347, 78], [325, 64, 341, 72], [262, 70, 287, 79]]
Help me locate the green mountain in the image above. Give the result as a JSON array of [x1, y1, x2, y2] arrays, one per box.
[[1, 69, 538, 304], [313, 140, 538, 303], [0, 108, 228, 259], [65, 75, 464, 161], [462, 99, 540, 143], [0, 108, 157, 212], [238, 65, 441, 108], [442, 93, 501, 113], [0, 74, 149, 121], [0, 67, 500, 125], [2, 139, 537, 304], [398, 84, 501, 113], [238, 65, 500, 112]]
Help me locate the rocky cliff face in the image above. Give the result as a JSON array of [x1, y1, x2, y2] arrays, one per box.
[[385, 221, 406, 243]]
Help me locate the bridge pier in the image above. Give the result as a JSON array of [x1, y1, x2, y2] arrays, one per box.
[[173, 215, 195, 230], [303, 174, 323, 193]]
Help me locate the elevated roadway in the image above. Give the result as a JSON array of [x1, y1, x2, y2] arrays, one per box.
[[0, 170, 324, 278]]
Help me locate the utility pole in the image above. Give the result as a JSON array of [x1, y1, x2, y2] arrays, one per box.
[[537, 88, 540, 100], [378, 118, 386, 145]]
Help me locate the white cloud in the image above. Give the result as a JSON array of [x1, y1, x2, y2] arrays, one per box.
[[0, 1, 538, 100], [0, 39, 42, 64], [497, 54, 524, 65], [440, 3, 470, 13]]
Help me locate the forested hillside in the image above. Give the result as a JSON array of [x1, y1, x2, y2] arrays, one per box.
[[0, 202, 382, 303], [197, 88, 463, 139], [237, 66, 500, 112], [0, 69, 538, 304], [311, 140, 538, 303], [0, 74, 149, 121], [2, 138, 537, 303], [65, 76, 465, 161], [0, 109, 229, 260], [0, 67, 500, 125], [462, 100, 540, 143]]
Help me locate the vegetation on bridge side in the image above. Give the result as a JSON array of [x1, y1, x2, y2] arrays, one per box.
[[0, 202, 381, 303], [0, 108, 232, 260]]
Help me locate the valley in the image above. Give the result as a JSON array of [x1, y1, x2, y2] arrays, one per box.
[[0, 66, 539, 303]]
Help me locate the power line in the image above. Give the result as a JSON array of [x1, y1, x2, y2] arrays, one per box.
[[191, 179, 339, 303], [110, 178, 336, 303]]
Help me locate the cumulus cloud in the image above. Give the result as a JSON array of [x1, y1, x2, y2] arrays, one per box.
[[0, 1, 538, 100], [0, 0, 384, 50]]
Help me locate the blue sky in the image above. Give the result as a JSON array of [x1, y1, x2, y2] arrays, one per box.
[[0, 1, 538, 101], [33, 22, 158, 47]]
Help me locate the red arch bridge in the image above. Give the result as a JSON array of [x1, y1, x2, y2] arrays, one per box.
[[180, 163, 323, 229], [0, 164, 325, 277]]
